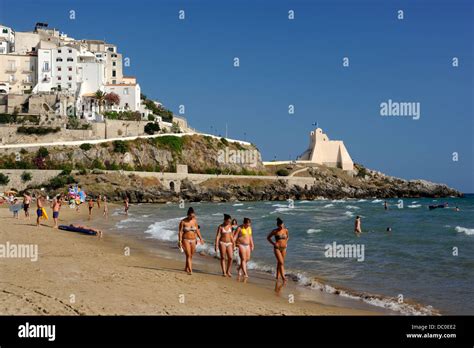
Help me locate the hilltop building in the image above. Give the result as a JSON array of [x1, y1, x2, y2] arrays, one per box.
[[0, 22, 142, 122], [299, 128, 354, 171]]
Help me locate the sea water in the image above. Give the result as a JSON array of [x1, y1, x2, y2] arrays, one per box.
[[110, 195, 474, 315]]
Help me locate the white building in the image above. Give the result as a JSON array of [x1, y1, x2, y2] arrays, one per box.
[[299, 128, 354, 171], [104, 82, 141, 112], [0, 25, 15, 54]]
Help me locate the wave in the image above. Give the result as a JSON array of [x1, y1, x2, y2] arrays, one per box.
[[307, 228, 322, 234], [299, 200, 311, 204], [233, 203, 244, 206], [407, 204, 421, 208], [344, 211, 355, 217], [115, 217, 142, 229], [345, 205, 360, 210], [144, 217, 182, 241], [371, 199, 383, 203], [357, 199, 367, 202], [331, 199, 346, 203], [455, 226, 474, 236], [241, 262, 438, 315], [323, 204, 334, 208]]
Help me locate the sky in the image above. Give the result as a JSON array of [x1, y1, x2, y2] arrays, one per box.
[[1, 0, 473, 192]]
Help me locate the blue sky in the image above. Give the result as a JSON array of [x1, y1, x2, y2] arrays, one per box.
[[1, 0, 473, 192]]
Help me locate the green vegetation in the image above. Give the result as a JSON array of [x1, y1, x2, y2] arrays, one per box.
[[0, 173, 10, 185], [0, 113, 17, 124], [104, 110, 141, 121], [37, 147, 49, 158], [276, 169, 290, 177], [356, 165, 369, 178], [79, 143, 92, 151], [153, 136, 183, 154], [220, 137, 229, 146], [91, 159, 106, 170], [20, 171, 32, 183], [113, 140, 129, 154], [143, 99, 173, 123], [46, 174, 76, 190], [144, 122, 160, 135], [17, 126, 60, 135]]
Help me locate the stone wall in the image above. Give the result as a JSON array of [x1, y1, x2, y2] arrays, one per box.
[[0, 119, 149, 145], [0, 169, 62, 192]]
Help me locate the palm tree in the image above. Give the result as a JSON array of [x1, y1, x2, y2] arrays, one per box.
[[94, 90, 106, 115]]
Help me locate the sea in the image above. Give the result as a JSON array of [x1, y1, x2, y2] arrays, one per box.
[[106, 194, 474, 315]]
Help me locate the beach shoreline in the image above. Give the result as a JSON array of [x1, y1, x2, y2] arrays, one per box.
[[0, 203, 379, 316]]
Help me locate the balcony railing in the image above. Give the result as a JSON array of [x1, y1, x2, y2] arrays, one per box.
[[22, 68, 35, 73], [5, 67, 17, 73], [42, 67, 51, 72], [22, 80, 33, 85]]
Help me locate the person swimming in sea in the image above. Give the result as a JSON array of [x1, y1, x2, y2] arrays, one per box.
[[178, 207, 205, 275], [267, 217, 289, 282], [233, 217, 254, 279], [214, 214, 235, 277]]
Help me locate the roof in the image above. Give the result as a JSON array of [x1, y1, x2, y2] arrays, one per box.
[[105, 83, 137, 87]]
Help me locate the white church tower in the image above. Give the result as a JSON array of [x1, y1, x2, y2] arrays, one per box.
[[299, 128, 354, 171]]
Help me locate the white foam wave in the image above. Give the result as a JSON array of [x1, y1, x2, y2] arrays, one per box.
[[408, 204, 421, 208], [455, 226, 474, 236], [233, 203, 244, 206], [144, 217, 182, 241], [344, 211, 355, 217], [323, 204, 334, 208], [357, 199, 367, 202], [307, 228, 322, 234], [371, 199, 383, 203], [345, 205, 360, 210]]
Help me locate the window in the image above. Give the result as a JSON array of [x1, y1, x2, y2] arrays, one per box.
[[58, 49, 62, 53], [58, 67, 61, 71], [57, 76, 61, 81], [68, 76, 72, 81], [56, 58, 63, 62], [68, 49, 72, 53], [67, 58, 73, 62], [31, 47, 36, 52], [112, 70, 116, 77], [112, 80, 116, 84], [67, 83, 72, 88], [2, 29, 8, 34], [112, 61, 116, 66], [68, 67, 72, 71], [43, 62, 50, 71], [123, 88, 129, 95], [107, 47, 114, 52]]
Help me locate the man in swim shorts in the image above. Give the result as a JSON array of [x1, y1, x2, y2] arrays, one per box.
[[23, 192, 31, 219], [51, 195, 62, 229], [36, 195, 44, 227]]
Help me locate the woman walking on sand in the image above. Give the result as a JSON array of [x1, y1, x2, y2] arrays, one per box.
[[124, 197, 129, 216], [234, 217, 254, 279], [178, 207, 204, 275], [214, 214, 235, 277], [267, 217, 289, 282]]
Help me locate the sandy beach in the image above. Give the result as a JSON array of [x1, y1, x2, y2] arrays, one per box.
[[0, 203, 377, 316]]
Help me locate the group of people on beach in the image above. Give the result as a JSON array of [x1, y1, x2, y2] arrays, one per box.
[[178, 207, 289, 282]]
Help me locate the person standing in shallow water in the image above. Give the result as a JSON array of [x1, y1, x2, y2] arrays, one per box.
[[233, 217, 254, 279], [214, 214, 235, 277], [354, 216, 362, 235], [267, 217, 289, 282], [178, 207, 205, 275]]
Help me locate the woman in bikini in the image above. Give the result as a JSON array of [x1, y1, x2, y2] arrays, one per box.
[[178, 207, 205, 275], [214, 214, 235, 277], [267, 217, 289, 282], [233, 217, 254, 279]]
